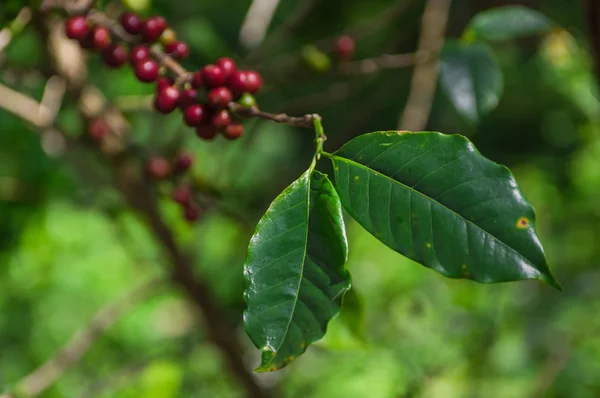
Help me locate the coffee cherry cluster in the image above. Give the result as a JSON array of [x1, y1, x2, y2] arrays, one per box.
[[64, 12, 264, 141], [146, 153, 202, 223]]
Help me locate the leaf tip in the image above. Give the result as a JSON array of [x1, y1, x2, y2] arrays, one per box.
[[540, 273, 562, 291]]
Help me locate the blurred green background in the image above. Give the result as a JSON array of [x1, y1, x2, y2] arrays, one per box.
[[1, 0, 599, 397]]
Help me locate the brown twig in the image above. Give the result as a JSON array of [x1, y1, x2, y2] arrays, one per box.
[[229, 103, 318, 128], [398, 0, 452, 131], [1, 279, 163, 398], [338, 52, 420, 75]]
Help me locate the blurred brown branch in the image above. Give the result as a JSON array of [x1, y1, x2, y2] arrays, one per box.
[[17, 8, 273, 398], [339, 52, 420, 75], [1, 279, 163, 398], [399, 0, 452, 131], [0, 7, 32, 55]]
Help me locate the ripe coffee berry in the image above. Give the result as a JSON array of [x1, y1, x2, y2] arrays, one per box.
[[335, 35, 355, 62], [65, 16, 90, 41], [196, 125, 217, 140], [212, 109, 232, 130], [172, 186, 192, 206], [120, 12, 142, 35], [154, 86, 180, 114], [216, 57, 237, 78], [141, 16, 167, 42], [191, 71, 203, 89], [88, 118, 109, 141], [207, 87, 233, 109], [184, 104, 208, 127], [164, 41, 189, 59], [227, 70, 248, 96], [174, 153, 193, 172], [223, 121, 244, 140], [184, 204, 202, 222], [245, 71, 263, 94], [92, 26, 111, 50], [134, 59, 159, 82], [103, 45, 127, 68], [156, 77, 175, 91], [201, 65, 226, 88], [146, 157, 171, 179], [178, 88, 198, 110], [129, 45, 150, 65]]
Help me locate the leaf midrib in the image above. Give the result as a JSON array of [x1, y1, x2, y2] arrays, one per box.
[[263, 172, 311, 368], [330, 153, 542, 274]]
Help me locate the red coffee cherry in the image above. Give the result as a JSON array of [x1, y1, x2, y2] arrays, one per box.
[[216, 57, 237, 79], [201, 64, 226, 88], [134, 59, 159, 83], [146, 157, 171, 179], [174, 152, 193, 172], [120, 12, 142, 35], [207, 87, 233, 109], [184, 203, 202, 222], [141, 16, 167, 42], [223, 121, 244, 140], [65, 16, 90, 41], [335, 35, 355, 62], [156, 77, 175, 91], [178, 88, 198, 110], [172, 185, 192, 206], [129, 45, 150, 65], [196, 125, 218, 140], [154, 85, 180, 114], [227, 70, 247, 96], [92, 26, 111, 50], [184, 104, 208, 127], [245, 71, 263, 94], [88, 118, 109, 141], [103, 45, 127, 68], [191, 71, 203, 89], [212, 109, 231, 130], [164, 41, 190, 59]]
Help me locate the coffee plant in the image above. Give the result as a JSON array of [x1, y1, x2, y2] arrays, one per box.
[[1, 1, 573, 396]]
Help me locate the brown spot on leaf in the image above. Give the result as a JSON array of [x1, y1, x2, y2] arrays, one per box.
[[517, 217, 530, 229]]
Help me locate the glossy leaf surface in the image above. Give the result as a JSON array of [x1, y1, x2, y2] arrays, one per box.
[[466, 6, 554, 42], [244, 170, 350, 372], [328, 131, 559, 289], [440, 40, 503, 123]]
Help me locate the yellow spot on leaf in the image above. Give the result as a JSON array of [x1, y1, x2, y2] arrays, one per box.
[[517, 217, 530, 229], [354, 176, 360, 181], [426, 243, 432, 248]]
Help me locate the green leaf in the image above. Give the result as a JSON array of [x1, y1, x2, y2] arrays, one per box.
[[465, 6, 554, 42], [440, 40, 503, 124], [327, 131, 560, 290], [243, 170, 351, 372]]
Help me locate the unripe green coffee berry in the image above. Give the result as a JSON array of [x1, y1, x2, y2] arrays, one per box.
[[238, 92, 257, 108], [302, 45, 331, 72]]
